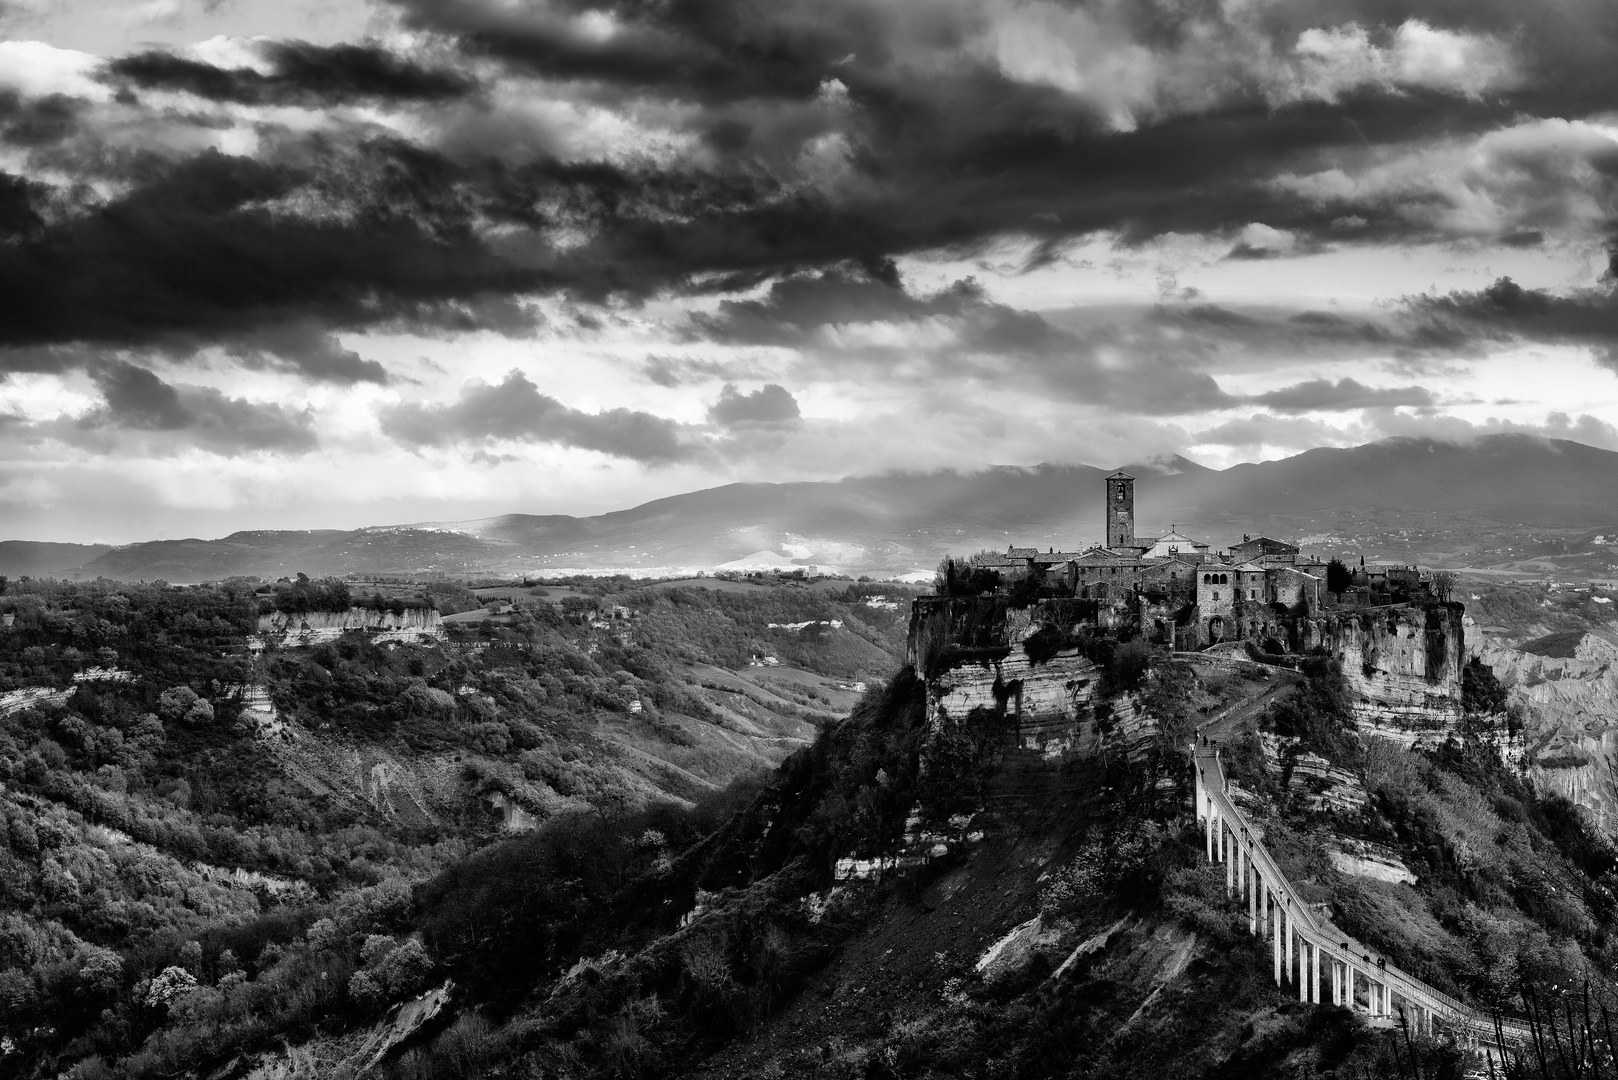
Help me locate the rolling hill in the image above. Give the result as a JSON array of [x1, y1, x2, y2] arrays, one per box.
[[13, 435, 1618, 582]]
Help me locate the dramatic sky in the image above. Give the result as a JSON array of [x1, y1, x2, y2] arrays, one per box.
[[3, 0, 1618, 541]]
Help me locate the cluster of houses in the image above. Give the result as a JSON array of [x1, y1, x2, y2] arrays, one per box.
[[967, 471, 1426, 650]]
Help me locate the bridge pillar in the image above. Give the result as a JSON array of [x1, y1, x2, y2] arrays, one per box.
[[1346, 964, 1355, 1010], [1311, 944, 1321, 1004], [1247, 858, 1257, 935], [1194, 759, 1204, 823], [1285, 905, 1293, 984], [1204, 801, 1213, 862], [1272, 897, 1281, 985], [1224, 832, 1234, 894]]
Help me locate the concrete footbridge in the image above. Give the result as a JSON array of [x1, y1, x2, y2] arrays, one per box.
[[1192, 744, 1531, 1051]]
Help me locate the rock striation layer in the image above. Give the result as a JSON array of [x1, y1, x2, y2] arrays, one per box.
[[1474, 622, 1618, 833]]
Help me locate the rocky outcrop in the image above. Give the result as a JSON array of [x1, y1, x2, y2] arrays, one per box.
[[1473, 621, 1618, 833], [928, 650, 1105, 757], [1328, 839, 1417, 884], [1261, 733, 1366, 812], [252, 606, 444, 649], [258, 606, 442, 633], [1316, 605, 1465, 743], [0, 686, 71, 716]]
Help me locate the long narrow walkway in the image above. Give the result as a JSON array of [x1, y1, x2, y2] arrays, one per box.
[[1192, 744, 1530, 1050]]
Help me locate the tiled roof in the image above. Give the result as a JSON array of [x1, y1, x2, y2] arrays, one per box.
[[1235, 535, 1299, 550]]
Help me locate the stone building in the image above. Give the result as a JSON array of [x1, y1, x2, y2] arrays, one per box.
[[1144, 530, 1211, 560], [1230, 535, 1300, 564], [961, 469, 1410, 649]]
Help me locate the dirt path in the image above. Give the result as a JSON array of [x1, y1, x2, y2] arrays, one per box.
[[1195, 669, 1300, 746]]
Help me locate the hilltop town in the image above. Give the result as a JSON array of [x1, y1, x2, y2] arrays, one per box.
[[908, 471, 1473, 766], [944, 470, 1446, 653]]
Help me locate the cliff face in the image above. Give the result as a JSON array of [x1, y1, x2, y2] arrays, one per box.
[[928, 651, 1107, 757], [1473, 622, 1618, 833], [1315, 605, 1465, 744], [252, 606, 445, 649], [913, 598, 1474, 761], [257, 607, 442, 633]]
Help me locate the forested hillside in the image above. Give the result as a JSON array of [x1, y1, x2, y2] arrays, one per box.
[[0, 574, 910, 1077]]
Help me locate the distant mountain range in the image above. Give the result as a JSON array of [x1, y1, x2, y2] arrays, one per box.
[[9, 434, 1618, 583]]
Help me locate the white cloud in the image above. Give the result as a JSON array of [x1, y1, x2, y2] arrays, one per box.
[[1269, 117, 1618, 240], [0, 39, 109, 100], [1281, 19, 1515, 103]]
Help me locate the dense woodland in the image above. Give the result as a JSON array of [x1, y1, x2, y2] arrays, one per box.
[[0, 573, 910, 1078]]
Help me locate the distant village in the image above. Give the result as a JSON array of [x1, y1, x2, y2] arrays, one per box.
[[955, 470, 1445, 652]]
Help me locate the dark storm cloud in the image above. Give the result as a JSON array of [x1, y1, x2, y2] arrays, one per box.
[[1405, 275, 1618, 372], [0, 172, 44, 238], [0, 145, 556, 369], [375, 0, 1618, 260], [0, 91, 84, 148], [226, 324, 389, 385], [689, 267, 1241, 415], [1248, 377, 1435, 412], [78, 360, 317, 454], [3, 0, 1615, 374], [691, 266, 977, 346], [388, 0, 881, 104], [706, 383, 800, 426], [105, 42, 479, 106], [378, 369, 695, 462]]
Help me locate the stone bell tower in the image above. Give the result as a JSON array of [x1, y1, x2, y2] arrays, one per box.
[[1105, 470, 1135, 549]]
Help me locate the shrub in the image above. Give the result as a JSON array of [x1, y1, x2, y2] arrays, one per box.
[[374, 938, 434, 998], [348, 969, 386, 1011], [1040, 820, 1168, 915], [360, 934, 398, 967], [1099, 637, 1154, 696], [1461, 656, 1508, 718], [143, 966, 198, 1009], [156, 686, 213, 727]]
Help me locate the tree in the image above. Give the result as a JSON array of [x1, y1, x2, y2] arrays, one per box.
[[144, 966, 199, 1009], [1461, 656, 1508, 723], [1326, 558, 1353, 596], [158, 686, 214, 726], [1431, 570, 1457, 602]]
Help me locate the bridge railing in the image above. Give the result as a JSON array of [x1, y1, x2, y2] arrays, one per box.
[[1194, 747, 1532, 1046]]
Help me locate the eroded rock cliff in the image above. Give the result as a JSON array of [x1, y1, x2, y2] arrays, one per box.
[[1473, 620, 1618, 832], [1315, 605, 1466, 746]]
